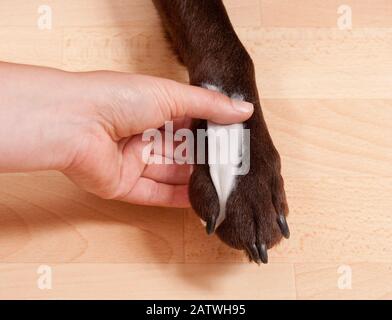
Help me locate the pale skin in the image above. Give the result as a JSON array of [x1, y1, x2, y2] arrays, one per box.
[[0, 62, 254, 207]]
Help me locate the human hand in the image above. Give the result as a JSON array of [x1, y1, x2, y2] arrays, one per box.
[[63, 72, 254, 207], [0, 63, 254, 207]]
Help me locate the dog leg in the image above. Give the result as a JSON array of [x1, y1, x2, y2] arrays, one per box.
[[153, 0, 289, 264]]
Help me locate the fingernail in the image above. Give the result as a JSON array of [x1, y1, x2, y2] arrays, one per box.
[[232, 100, 254, 113]]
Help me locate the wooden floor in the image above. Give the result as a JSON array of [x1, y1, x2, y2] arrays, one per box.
[[0, 0, 391, 299]]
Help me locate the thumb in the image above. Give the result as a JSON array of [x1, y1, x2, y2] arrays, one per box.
[[157, 78, 254, 124]]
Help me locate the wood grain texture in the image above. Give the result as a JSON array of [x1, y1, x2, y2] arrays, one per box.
[[186, 177, 392, 264], [0, 263, 296, 299], [0, 176, 185, 263], [0, 0, 391, 299], [295, 263, 392, 299], [260, 0, 392, 27]]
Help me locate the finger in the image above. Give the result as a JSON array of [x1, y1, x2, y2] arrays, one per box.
[[173, 117, 193, 130], [158, 117, 193, 131], [142, 163, 192, 185], [159, 79, 254, 124], [108, 75, 254, 137], [119, 177, 190, 208]]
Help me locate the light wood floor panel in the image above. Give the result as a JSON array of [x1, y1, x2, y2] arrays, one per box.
[[241, 28, 392, 99], [0, 263, 296, 300], [263, 99, 392, 178], [0, 28, 63, 67], [295, 263, 392, 299], [185, 177, 392, 264], [260, 0, 392, 27], [62, 26, 187, 79], [0, 176, 185, 263], [0, 0, 391, 299]]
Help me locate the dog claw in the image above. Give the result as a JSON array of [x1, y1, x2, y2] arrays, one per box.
[[206, 216, 217, 235], [277, 214, 290, 239], [246, 244, 261, 264], [257, 243, 268, 264]]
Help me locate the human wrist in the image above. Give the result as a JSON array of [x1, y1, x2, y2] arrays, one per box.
[[0, 63, 98, 173]]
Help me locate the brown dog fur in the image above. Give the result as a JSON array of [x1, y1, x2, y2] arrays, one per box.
[[153, 0, 289, 264]]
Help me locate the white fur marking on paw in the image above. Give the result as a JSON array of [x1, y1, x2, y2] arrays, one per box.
[[202, 83, 245, 229]]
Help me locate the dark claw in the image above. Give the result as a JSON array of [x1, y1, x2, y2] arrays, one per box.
[[277, 214, 290, 239], [206, 216, 217, 235], [246, 244, 261, 264], [257, 243, 268, 264]]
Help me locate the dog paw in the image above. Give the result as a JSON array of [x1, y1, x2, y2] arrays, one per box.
[[215, 157, 289, 264], [189, 82, 289, 263], [190, 148, 289, 264]]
